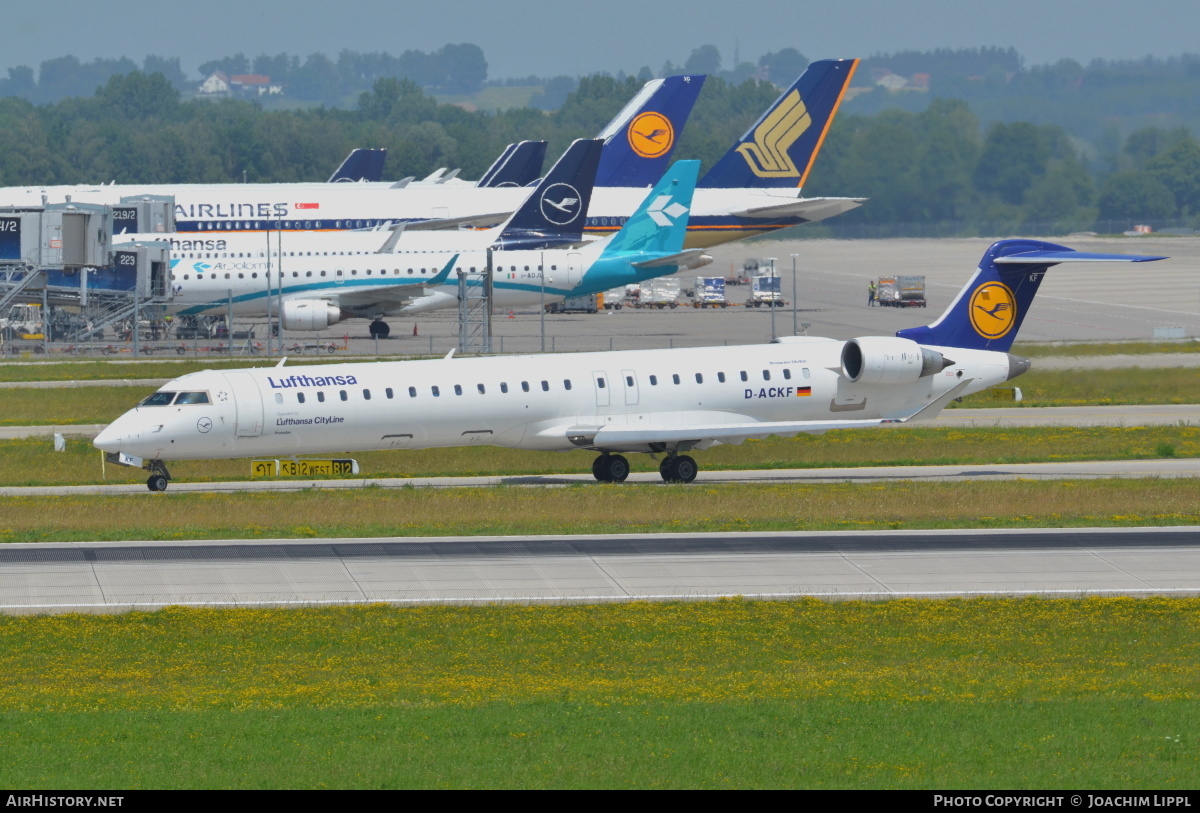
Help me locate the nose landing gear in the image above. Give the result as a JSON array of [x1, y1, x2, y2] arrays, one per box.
[[145, 461, 172, 492]]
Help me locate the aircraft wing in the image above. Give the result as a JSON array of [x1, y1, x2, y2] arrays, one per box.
[[564, 418, 889, 451], [316, 254, 459, 311], [630, 249, 712, 270], [405, 211, 513, 231], [732, 196, 866, 222]]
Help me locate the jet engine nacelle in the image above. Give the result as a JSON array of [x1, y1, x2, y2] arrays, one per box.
[[841, 337, 952, 385], [280, 300, 341, 331]]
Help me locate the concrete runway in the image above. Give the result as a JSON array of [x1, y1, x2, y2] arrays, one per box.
[[2, 528, 1198, 614]]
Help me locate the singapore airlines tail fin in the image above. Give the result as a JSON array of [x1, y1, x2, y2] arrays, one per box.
[[599, 159, 700, 257], [328, 148, 388, 183], [476, 141, 548, 188], [699, 59, 858, 190], [493, 138, 603, 248], [898, 239, 1167, 352], [594, 74, 706, 188]]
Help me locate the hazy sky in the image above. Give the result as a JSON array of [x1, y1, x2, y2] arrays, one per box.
[[3, 0, 1198, 79]]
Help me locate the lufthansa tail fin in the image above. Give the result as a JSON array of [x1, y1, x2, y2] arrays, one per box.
[[898, 239, 1167, 352], [594, 74, 706, 188], [699, 59, 858, 189], [494, 139, 603, 248], [328, 148, 388, 183], [476, 141, 548, 188], [600, 160, 700, 257]]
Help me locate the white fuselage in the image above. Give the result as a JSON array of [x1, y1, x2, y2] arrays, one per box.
[[1, 183, 820, 248], [93, 340, 1012, 463]]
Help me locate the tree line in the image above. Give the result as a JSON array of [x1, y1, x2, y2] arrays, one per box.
[[0, 68, 1197, 235]]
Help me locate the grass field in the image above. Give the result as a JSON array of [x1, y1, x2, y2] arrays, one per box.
[[0, 598, 1196, 788], [1012, 340, 1200, 357], [4, 424, 1199, 488], [2, 479, 1197, 543], [4, 365, 1200, 426]]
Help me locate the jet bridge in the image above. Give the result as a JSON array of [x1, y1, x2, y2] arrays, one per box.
[[0, 202, 173, 347]]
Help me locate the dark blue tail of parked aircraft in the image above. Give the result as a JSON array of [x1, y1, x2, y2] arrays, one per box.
[[476, 141, 548, 188], [699, 59, 857, 190], [594, 74, 705, 188], [328, 148, 388, 183], [494, 138, 603, 249], [898, 240, 1167, 352]]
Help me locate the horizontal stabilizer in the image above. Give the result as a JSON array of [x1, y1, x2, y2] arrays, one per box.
[[994, 250, 1167, 265], [734, 196, 866, 222], [631, 249, 711, 269]]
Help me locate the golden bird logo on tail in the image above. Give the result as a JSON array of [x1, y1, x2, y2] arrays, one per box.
[[735, 90, 811, 178]]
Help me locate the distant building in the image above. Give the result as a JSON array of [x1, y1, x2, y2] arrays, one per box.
[[230, 74, 282, 96], [197, 71, 230, 97]]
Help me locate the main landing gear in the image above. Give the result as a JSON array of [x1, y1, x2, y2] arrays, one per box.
[[589, 453, 699, 484], [592, 454, 630, 483], [145, 461, 172, 492]]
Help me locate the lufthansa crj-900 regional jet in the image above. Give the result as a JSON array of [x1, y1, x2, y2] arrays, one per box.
[[95, 240, 1164, 490]]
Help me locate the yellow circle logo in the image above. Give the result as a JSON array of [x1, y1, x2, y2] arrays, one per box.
[[968, 282, 1017, 340], [628, 112, 674, 159]]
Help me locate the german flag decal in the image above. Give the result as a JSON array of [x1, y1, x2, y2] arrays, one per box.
[[796, 387, 812, 397]]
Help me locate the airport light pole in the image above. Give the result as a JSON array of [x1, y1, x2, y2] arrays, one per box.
[[790, 253, 798, 337], [766, 257, 777, 340]]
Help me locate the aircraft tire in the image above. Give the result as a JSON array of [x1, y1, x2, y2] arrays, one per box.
[[147, 474, 168, 492], [606, 454, 630, 483], [592, 456, 611, 482], [661, 455, 698, 483], [369, 320, 391, 339]]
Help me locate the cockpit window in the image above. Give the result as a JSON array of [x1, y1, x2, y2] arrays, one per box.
[[141, 392, 176, 406], [175, 392, 210, 405]]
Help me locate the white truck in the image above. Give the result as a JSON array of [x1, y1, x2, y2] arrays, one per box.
[[692, 276, 727, 308], [634, 278, 682, 309], [876, 275, 927, 308], [602, 286, 629, 310], [745, 275, 784, 307]]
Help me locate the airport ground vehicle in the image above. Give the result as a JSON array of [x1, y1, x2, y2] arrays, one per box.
[[876, 275, 927, 307], [603, 287, 628, 309], [545, 294, 601, 314], [746, 275, 784, 307], [635, 278, 682, 309], [693, 277, 727, 308]]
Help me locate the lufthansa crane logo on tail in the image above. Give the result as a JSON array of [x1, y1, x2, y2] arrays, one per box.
[[968, 282, 1017, 340], [539, 183, 583, 226], [736, 90, 811, 178], [628, 112, 675, 159]]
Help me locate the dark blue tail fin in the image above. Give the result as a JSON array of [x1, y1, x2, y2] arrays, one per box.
[[477, 140, 548, 188], [699, 59, 857, 189], [328, 148, 388, 182], [593, 74, 705, 188], [494, 139, 602, 249], [898, 240, 1167, 352]]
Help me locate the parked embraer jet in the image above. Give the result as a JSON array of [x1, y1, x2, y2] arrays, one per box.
[[95, 240, 1164, 491], [0, 63, 859, 246], [163, 140, 709, 328]]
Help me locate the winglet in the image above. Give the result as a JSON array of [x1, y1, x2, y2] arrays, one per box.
[[428, 254, 460, 286]]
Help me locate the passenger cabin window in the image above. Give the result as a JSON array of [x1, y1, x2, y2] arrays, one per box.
[[432, 386, 440, 397], [141, 392, 176, 406], [340, 391, 348, 401], [317, 392, 325, 403], [409, 387, 417, 398], [500, 382, 509, 394], [297, 393, 306, 404], [597, 378, 606, 389], [740, 371, 748, 382], [672, 374, 680, 385], [783, 369, 792, 380], [717, 372, 726, 383], [626, 375, 634, 387], [649, 375, 658, 386], [274, 393, 283, 404], [563, 380, 572, 391], [385, 388, 393, 399], [477, 384, 486, 394], [363, 389, 371, 400], [521, 381, 529, 393], [762, 370, 771, 381], [695, 374, 703, 384], [454, 385, 463, 396], [541, 381, 549, 391], [803, 368, 811, 379]]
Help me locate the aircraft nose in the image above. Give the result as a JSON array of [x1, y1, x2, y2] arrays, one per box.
[[93, 424, 124, 452]]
